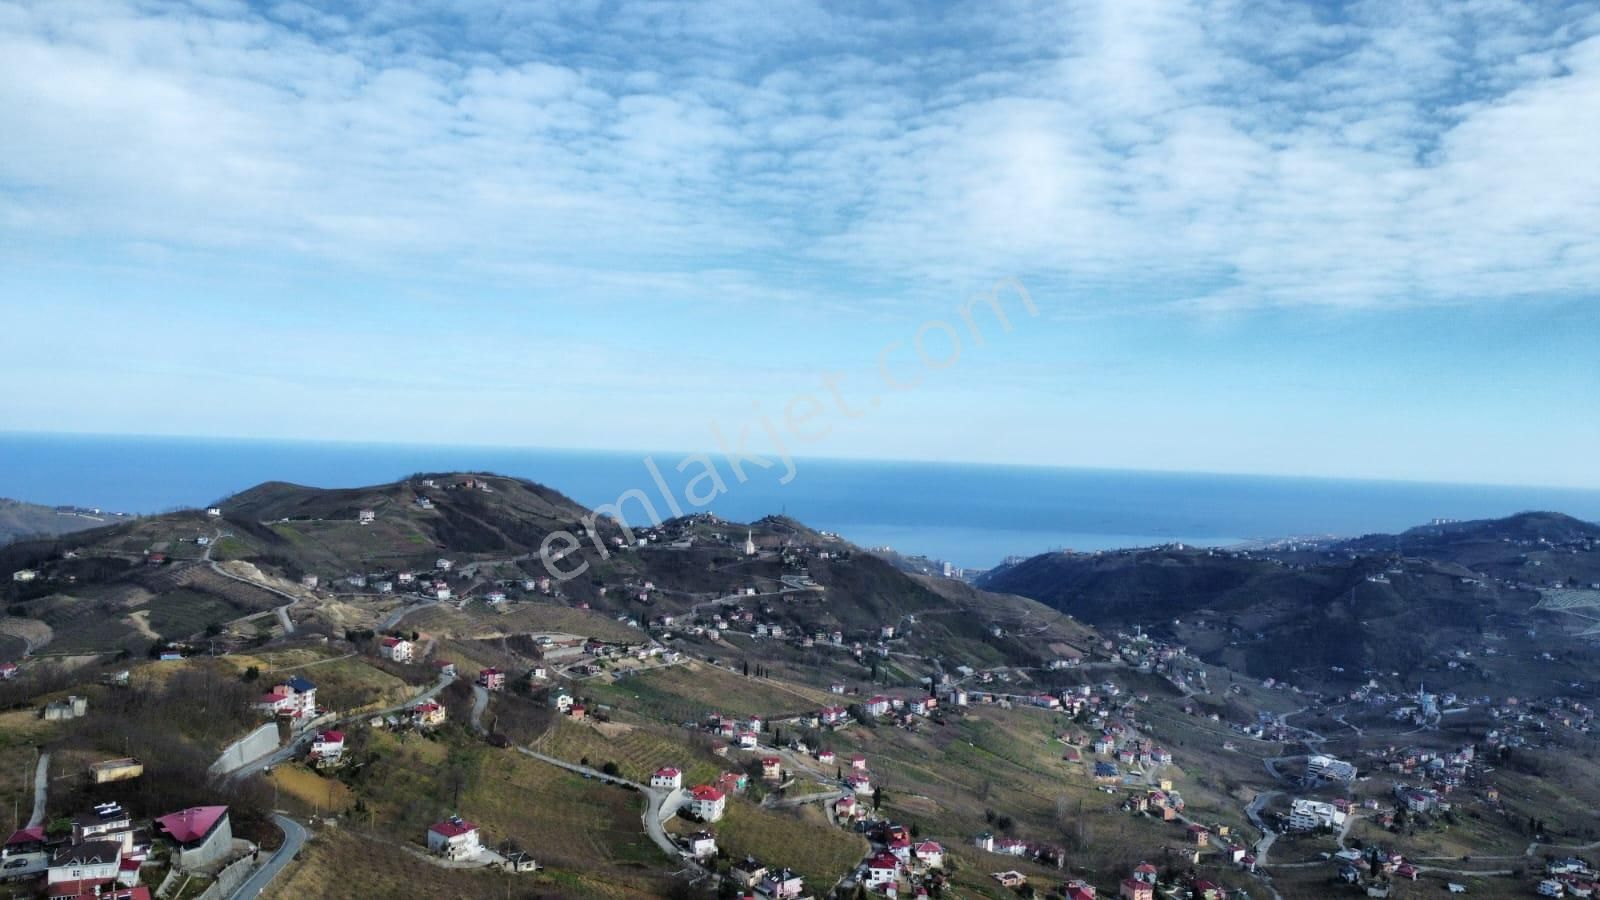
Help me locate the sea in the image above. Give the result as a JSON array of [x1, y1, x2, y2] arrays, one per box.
[[4, 432, 1600, 570]]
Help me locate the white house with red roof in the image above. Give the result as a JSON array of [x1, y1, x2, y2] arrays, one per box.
[[864, 696, 892, 717], [688, 785, 726, 822], [255, 676, 316, 719], [427, 817, 482, 861], [378, 637, 413, 663], [866, 851, 900, 889], [833, 794, 858, 822], [155, 806, 232, 868], [413, 701, 446, 727], [846, 773, 872, 794], [850, 754, 868, 771], [309, 730, 345, 765], [914, 841, 945, 869], [736, 730, 758, 749], [760, 757, 783, 781], [817, 750, 836, 765], [0, 662, 18, 679], [650, 767, 683, 790]]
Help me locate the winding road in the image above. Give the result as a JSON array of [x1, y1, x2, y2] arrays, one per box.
[[226, 814, 307, 900], [513, 746, 700, 873]]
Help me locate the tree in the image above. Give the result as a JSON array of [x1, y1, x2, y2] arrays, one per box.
[[602, 761, 621, 777], [872, 786, 884, 810], [242, 665, 260, 682]]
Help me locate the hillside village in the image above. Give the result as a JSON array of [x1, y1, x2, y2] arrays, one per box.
[[4, 476, 1600, 900]]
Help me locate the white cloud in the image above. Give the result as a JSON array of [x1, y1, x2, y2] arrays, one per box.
[[0, 0, 1597, 314]]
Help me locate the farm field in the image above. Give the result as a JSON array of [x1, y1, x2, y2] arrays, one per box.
[[408, 602, 645, 644], [582, 661, 837, 724], [533, 718, 726, 787], [265, 825, 660, 900], [704, 796, 870, 891]]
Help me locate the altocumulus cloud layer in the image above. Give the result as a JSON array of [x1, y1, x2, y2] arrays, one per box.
[[2, 0, 1599, 313]]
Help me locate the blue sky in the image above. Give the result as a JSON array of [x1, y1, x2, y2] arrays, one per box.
[[1, 0, 1597, 488]]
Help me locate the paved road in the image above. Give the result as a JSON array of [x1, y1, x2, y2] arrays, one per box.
[[223, 674, 456, 781], [378, 599, 437, 632], [514, 747, 703, 874], [25, 751, 50, 828], [206, 554, 300, 636], [227, 814, 307, 900]]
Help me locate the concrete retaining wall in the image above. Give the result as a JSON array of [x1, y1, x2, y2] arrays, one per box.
[[209, 723, 281, 775], [193, 853, 257, 900]]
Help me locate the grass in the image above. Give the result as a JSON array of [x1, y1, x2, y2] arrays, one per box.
[[708, 797, 869, 891], [581, 661, 836, 725], [268, 764, 357, 816], [138, 588, 243, 638], [533, 718, 725, 787], [266, 825, 662, 900]]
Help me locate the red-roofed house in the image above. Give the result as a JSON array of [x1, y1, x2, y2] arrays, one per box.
[[1120, 879, 1154, 900], [850, 754, 868, 771], [866, 852, 900, 889], [427, 818, 482, 861], [914, 841, 945, 869], [309, 731, 345, 765], [378, 637, 413, 663], [2, 825, 47, 878], [761, 757, 783, 781], [60, 888, 150, 900], [1064, 880, 1096, 900], [413, 701, 446, 727], [651, 767, 683, 790], [155, 806, 231, 868], [478, 668, 505, 692], [688, 785, 726, 822]]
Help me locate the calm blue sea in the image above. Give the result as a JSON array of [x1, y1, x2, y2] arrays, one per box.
[[4, 432, 1599, 569]]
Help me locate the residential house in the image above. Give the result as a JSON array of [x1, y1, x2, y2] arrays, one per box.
[[1187, 824, 1210, 847], [71, 803, 137, 855], [478, 668, 505, 692], [847, 773, 872, 794], [379, 637, 414, 663], [817, 750, 836, 765], [0, 662, 17, 679], [992, 871, 1027, 888], [426, 818, 482, 861], [549, 691, 573, 713], [685, 831, 717, 859], [688, 786, 727, 823], [914, 841, 944, 869], [155, 806, 231, 869], [761, 757, 783, 781], [413, 701, 446, 727], [48, 841, 122, 893], [851, 754, 868, 771], [866, 852, 901, 889], [759, 868, 804, 899], [1121, 878, 1155, 900], [434, 660, 456, 677], [650, 767, 683, 790], [3, 825, 48, 879], [309, 731, 345, 766]]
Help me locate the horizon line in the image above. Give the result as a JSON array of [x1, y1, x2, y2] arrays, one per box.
[[5, 428, 1600, 497]]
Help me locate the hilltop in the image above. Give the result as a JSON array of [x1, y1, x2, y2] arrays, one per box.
[[0, 472, 1082, 670], [978, 511, 1600, 688], [0, 497, 117, 544]]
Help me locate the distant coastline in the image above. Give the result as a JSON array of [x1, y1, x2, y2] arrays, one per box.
[[3, 431, 1599, 569]]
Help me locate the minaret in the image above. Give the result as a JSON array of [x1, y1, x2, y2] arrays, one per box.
[[743, 530, 756, 557]]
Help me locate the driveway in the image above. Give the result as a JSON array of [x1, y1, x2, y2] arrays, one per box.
[[25, 751, 49, 828]]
